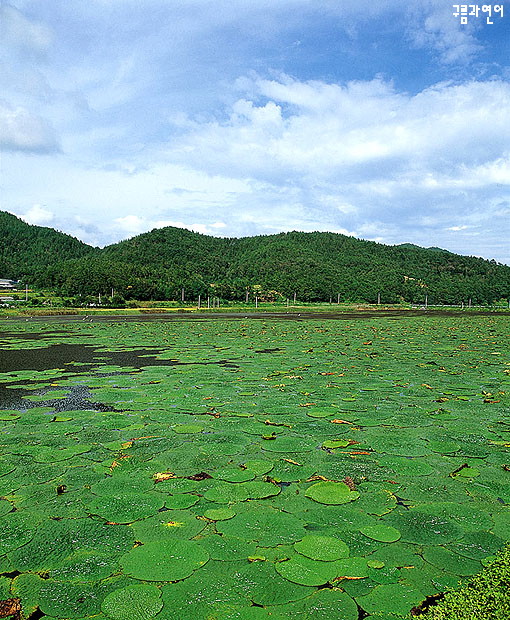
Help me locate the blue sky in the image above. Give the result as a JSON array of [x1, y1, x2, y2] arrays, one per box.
[[1, 0, 509, 263]]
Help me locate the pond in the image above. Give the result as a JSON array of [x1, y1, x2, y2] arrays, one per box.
[[0, 314, 508, 619]]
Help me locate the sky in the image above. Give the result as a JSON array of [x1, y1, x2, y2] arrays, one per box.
[[1, 0, 509, 264]]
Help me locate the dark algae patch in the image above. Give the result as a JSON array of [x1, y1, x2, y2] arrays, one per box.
[[0, 314, 508, 619]]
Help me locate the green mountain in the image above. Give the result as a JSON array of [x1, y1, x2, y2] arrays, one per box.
[[1, 211, 509, 304], [0, 211, 96, 280]]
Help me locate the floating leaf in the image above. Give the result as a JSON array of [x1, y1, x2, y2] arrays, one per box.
[[85, 493, 165, 523], [305, 481, 360, 505], [232, 561, 312, 605], [294, 535, 350, 561], [360, 524, 401, 543], [356, 583, 425, 616], [121, 539, 209, 581], [275, 554, 347, 586], [101, 584, 163, 620], [203, 507, 236, 521]]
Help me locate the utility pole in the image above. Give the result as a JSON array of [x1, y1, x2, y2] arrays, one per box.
[[377, 292, 381, 305], [181, 288, 185, 303], [25, 284, 28, 302], [255, 296, 258, 308], [425, 294, 428, 309], [337, 293, 340, 304], [198, 295, 201, 309], [245, 289, 249, 303], [207, 296, 210, 309], [293, 292, 297, 304]]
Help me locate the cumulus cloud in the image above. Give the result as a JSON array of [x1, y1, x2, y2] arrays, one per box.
[[21, 204, 54, 226], [114, 215, 229, 238], [173, 74, 510, 183], [0, 100, 60, 153], [407, 2, 482, 64]]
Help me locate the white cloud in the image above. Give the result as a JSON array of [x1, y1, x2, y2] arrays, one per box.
[[21, 204, 54, 225], [0, 100, 59, 153], [172, 75, 510, 184], [114, 215, 146, 235], [115, 216, 229, 238], [407, 3, 482, 64], [0, 4, 53, 54]]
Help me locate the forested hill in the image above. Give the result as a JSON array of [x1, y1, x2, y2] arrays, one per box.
[[0, 211, 96, 279], [1, 211, 509, 304]]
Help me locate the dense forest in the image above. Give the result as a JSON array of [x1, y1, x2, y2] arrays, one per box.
[[1, 210, 509, 304]]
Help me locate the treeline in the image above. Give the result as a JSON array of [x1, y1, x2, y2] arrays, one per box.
[[1, 211, 509, 304], [0, 211, 95, 279]]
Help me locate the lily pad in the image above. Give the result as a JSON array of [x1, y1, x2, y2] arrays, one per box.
[[360, 524, 401, 543], [121, 539, 209, 581], [85, 493, 165, 523], [294, 535, 350, 561], [101, 584, 163, 620], [356, 582, 425, 616], [203, 507, 236, 521], [305, 481, 360, 505], [232, 561, 312, 605], [277, 589, 358, 619], [275, 554, 349, 586]]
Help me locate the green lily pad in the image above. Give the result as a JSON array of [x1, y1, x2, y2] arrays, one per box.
[[261, 436, 313, 452], [204, 482, 251, 504], [322, 439, 351, 449], [243, 459, 274, 476], [121, 539, 209, 581], [172, 424, 203, 434], [85, 493, 165, 523], [10, 573, 45, 620], [360, 524, 401, 543], [450, 531, 504, 560], [422, 545, 483, 576], [50, 551, 119, 582], [294, 535, 350, 561], [305, 481, 360, 505], [356, 582, 425, 616], [204, 507, 236, 521], [232, 561, 312, 605], [277, 589, 358, 619], [101, 584, 163, 620], [198, 535, 257, 561], [275, 555, 349, 586], [243, 480, 281, 499], [160, 559, 247, 616], [0, 511, 37, 555], [131, 510, 206, 542], [164, 493, 199, 510], [218, 506, 308, 546], [214, 467, 255, 482], [38, 578, 120, 618], [385, 510, 463, 544]]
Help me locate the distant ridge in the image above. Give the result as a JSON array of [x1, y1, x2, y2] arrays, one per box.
[[396, 243, 452, 254], [1, 211, 508, 304]]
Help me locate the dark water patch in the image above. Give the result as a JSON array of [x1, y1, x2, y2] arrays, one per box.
[[255, 348, 283, 353], [0, 329, 72, 341], [0, 344, 169, 374], [0, 383, 119, 413], [2, 309, 509, 324]]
